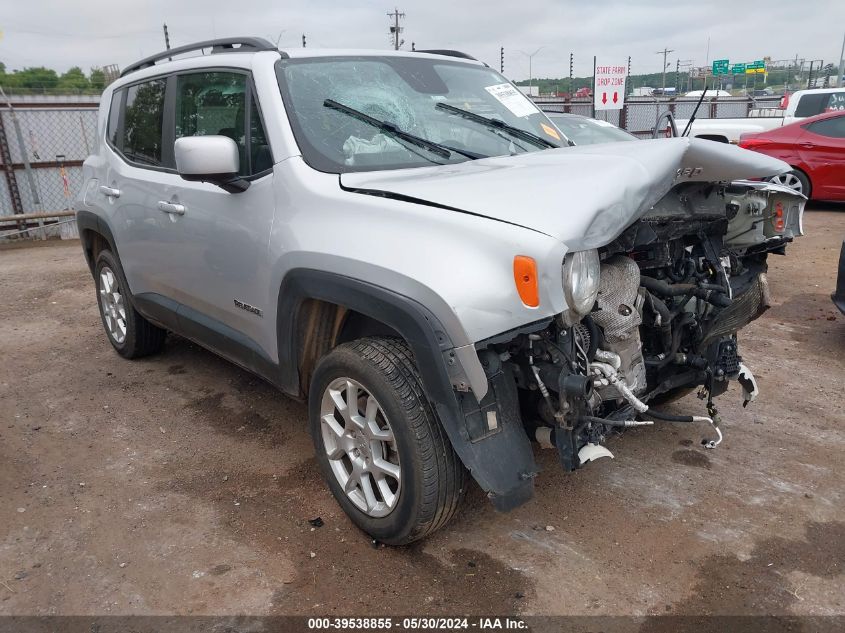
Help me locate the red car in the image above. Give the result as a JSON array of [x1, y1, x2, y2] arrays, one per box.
[[738, 110, 845, 201]]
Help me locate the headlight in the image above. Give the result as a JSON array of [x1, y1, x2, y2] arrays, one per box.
[[562, 249, 600, 316]]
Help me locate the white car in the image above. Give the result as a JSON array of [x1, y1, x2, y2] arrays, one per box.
[[676, 87, 845, 143]]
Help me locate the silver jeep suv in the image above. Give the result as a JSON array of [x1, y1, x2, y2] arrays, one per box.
[[76, 37, 804, 544]]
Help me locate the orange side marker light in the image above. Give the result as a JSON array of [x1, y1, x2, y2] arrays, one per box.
[[513, 256, 539, 308]]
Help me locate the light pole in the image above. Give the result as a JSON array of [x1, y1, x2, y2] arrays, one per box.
[[517, 47, 545, 95]]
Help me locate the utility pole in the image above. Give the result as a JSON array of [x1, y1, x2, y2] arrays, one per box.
[[163, 23, 172, 61], [302, 34, 306, 48], [837, 31, 845, 88], [656, 47, 674, 93], [500, 47, 504, 74], [677, 59, 693, 93], [387, 8, 405, 51], [569, 53, 574, 96]]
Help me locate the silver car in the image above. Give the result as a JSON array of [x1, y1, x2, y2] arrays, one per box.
[[76, 38, 804, 544]]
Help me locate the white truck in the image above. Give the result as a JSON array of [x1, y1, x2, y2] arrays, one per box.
[[676, 87, 845, 143]]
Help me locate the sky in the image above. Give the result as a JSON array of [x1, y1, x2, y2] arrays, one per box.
[[1, 0, 843, 80]]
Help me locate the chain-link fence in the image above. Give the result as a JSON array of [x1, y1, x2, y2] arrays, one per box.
[[535, 96, 782, 138], [0, 92, 789, 239], [0, 95, 100, 239]]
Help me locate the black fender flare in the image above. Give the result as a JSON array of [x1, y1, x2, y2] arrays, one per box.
[[76, 210, 120, 276], [277, 269, 537, 511]]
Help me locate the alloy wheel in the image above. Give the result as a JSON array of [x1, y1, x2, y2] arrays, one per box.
[[319, 377, 401, 517], [98, 266, 127, 344], [768, 172, 804, 195]]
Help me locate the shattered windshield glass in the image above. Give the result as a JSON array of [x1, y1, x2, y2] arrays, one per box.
[[275, 56, 564, 172]]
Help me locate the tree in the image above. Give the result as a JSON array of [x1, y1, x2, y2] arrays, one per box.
[[58, 66, 90, 92], [89, 67, 105, 91], [12, 67, 60, 92]]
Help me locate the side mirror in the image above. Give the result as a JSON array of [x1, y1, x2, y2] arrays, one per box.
[[174, 136, 250, 193]]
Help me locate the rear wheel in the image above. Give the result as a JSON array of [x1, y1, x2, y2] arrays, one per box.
[[768, 169, 811, 198], [95, 250, 166, 359], [309, 337, 467, 545]]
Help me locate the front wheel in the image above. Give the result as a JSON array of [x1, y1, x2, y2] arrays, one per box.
[[308, 337, 467, 545], [768, 169, 811, 198]]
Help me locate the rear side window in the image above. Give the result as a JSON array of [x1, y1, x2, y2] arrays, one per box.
[[806, 116, 845, 139], [122, 79, 166, 166], [107, 90, 123, 147], [174, 71, 269, 176], [794, 92, 845, 118], [827, 92, 845, 112]]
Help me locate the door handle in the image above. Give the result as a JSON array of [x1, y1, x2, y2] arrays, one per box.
[[157, 201, 186, 215], [99, 185, 121, 198], [799, 142, 815, 149]]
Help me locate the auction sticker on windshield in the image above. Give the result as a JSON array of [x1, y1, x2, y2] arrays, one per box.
[[485, 83, 539, 117]]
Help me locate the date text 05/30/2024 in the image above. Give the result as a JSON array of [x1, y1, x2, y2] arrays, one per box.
[[307, 617, 528, 630]]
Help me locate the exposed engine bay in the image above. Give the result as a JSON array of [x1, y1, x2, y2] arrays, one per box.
[[482, 179, 803, 471]]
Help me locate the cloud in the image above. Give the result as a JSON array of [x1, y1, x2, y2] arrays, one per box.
[[1, 0, 842, 80]]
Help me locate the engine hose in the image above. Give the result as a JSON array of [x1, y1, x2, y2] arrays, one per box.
[[590, 357, 649, 413], [589, 355, 722, 449], [644, 313, 696, 369], [647, 291, 672, 325], [666, 259, 696, 283], [646, 409, 723, 449], [645, 292, 674, 355], [581, 415, 653, 428], [646, 409, 694, 422], [583, 315, 600, 360], [594, 349, 621, 370], [640, 277, 732, 308]]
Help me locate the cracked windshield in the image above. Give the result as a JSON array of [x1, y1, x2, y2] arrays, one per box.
[[277, 56, 564, 171]]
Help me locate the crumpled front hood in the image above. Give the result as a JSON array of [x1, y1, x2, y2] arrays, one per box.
[[340, 137, 790, 250]]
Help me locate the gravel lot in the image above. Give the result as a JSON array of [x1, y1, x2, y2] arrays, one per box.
[[1, 206, 843, 618]]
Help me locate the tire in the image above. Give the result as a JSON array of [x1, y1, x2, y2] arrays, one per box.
[[308, 337, 467, 545], [94, 249, 166, 359], [768, 169, 811, 198]]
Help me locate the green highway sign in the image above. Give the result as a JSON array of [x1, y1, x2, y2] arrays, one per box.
[[731, 63, 746, 74], [745, 60, 766, 74], [712, 59, 730, 75]]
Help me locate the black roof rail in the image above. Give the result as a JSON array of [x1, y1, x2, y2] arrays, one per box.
[[415, 49, 477, 61], [120, 37, 278, 77]]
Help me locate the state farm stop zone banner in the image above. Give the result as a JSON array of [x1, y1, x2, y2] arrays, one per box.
[[594, 59, 627, 111]]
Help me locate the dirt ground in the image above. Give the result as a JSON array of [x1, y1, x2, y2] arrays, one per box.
[[1, 206, 843, 619]]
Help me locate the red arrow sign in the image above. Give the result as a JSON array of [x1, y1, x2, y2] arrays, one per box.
[[613, 91, 618, 103], [601, 92, 607, 104]]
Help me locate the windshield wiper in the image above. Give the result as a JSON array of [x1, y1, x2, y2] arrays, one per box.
[[435, 102, 560, 150], [323, 99, 486, 161]]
